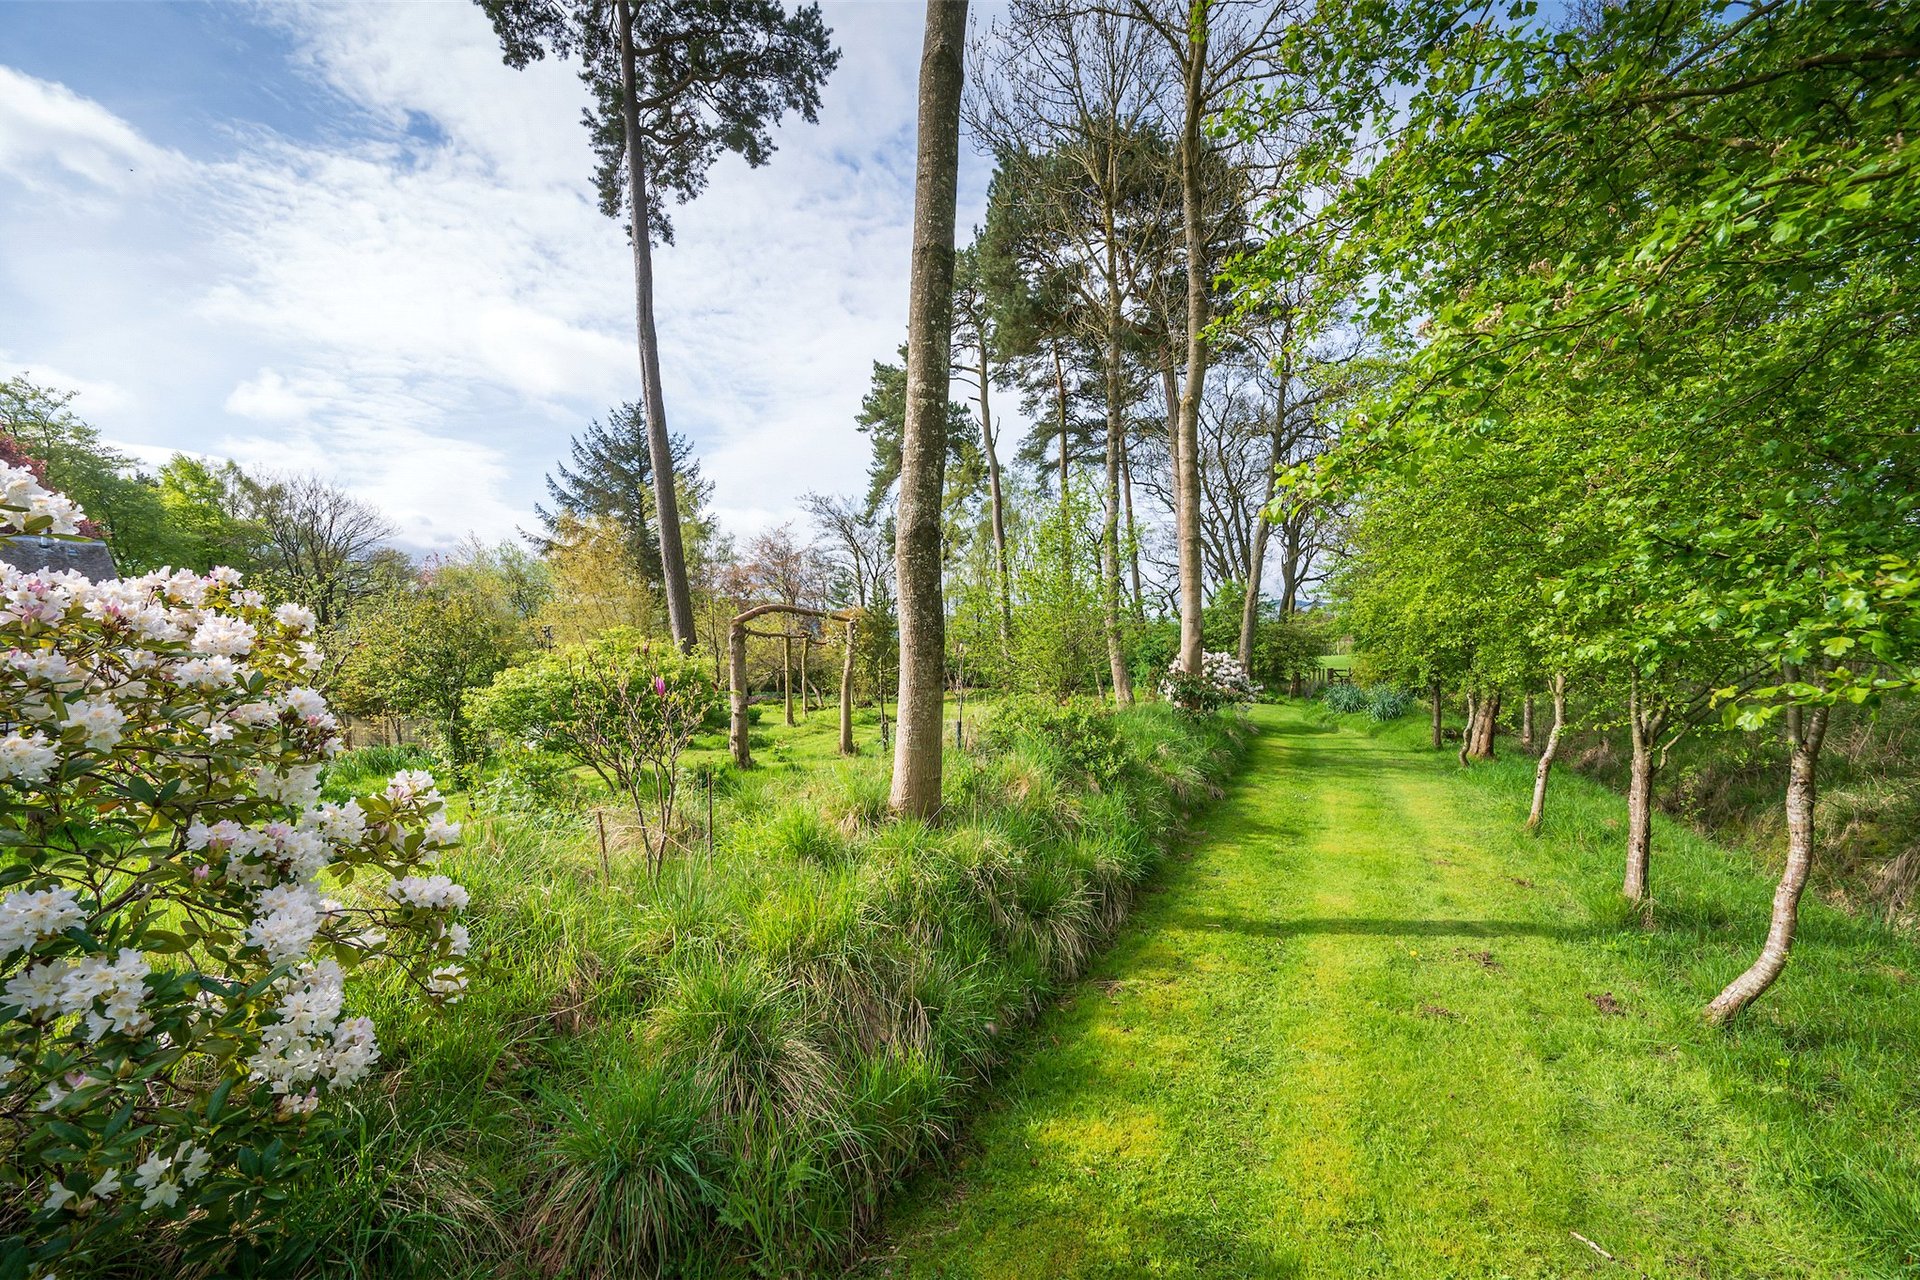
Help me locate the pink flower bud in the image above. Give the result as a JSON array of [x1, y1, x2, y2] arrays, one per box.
[[652, 676, 667, 697]]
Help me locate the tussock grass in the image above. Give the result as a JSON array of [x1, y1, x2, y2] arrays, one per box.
[[247, 700, 1247, 1278]]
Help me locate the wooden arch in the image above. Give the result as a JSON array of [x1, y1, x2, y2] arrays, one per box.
[[728, 603, 857, 768]]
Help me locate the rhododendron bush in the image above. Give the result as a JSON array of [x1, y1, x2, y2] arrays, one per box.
[[1159, 651, 1261, 715], [0, 466, 470, 1277]]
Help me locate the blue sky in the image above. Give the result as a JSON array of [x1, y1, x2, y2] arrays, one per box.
[[0, 1, 997, 552]]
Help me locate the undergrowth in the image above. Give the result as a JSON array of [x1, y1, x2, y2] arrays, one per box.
[[172, 702, 1249, 1279]]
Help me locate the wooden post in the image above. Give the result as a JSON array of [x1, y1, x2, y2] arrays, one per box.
[[729, 618, 752, 768], [839, 616, 856, 756]]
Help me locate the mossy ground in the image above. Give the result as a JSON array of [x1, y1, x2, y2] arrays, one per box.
[[860, 702, 1920, 1279]]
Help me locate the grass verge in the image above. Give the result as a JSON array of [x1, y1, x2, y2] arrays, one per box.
[[860, 701, 1920, 1279], [180, 699, 1251, 1278]]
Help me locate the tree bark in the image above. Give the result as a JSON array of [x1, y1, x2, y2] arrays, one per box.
[[1053, 343, 1070, 494], [839, 618, 856, 756], [1431, 681, 1444, 750], [1526, 674, 1567, 830], [1625, 683, 1659, 903], [728, 621, 751, 768], [1238, 511, 1268, 673], [1459, 693, 1477, 767], [1120, 439, 1143, 617], [782, 634, 794, 726], [889, 0, 966, 819], [616, 0, 696, 652], [1239, 417, 1285, 670], [1469, 691, 1500, 759], [1100, 277, 1134, 706], [1705, 702, 1830, 1025], [1172, 10, 1211, 675], [978, 337, 1011, 654]]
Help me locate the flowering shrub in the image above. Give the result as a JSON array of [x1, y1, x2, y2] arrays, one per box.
[[1159, 651, 1261, 714], [0, 465, 470, 1277], [468, 629, 720, 873]]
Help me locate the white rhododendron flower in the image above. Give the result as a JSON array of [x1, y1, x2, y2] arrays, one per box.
[[273, 602, 317, 632], [1160, 650, 1261, 712], [0, 489, 471, 1271], [189, 615, 255, 656], [0, 463, 83, 536], [0, 887, 86, 959], [386, 875, 471, 911], [62, 697, 127, 750], [0, 730, 57, 782]]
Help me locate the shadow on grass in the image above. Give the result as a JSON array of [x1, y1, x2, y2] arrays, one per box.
[[1164, 910, 1605, 942]]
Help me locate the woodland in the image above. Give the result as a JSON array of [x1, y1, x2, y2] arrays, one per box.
[[2, 1, 1917, 1277]]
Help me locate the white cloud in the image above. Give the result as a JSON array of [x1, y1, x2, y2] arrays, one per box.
[[224, 369, 311, 423], [0, 65, 184, 192], [0, 2, 1003, 553]]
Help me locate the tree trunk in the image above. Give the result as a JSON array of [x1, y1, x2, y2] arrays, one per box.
[[616, 0, 696, 652], [1526, 674, 1567, 830], [728, 620, 751, 768], [839, 619, 856, 756], [1053, 344, 1070, 494], [1705, 703, 1830, 1025], [1100, 288, 1133, 706], [783, 634, 794, 726], [1239, 423, 1284, 671], [1240, 361, 1287, 671], [1431, 681, 1444, 750], [889, 0, 966, 819], [1238, 512, 1270, 673], [1172, 14, 1211, 676], [800, 635, 811, 714], [1469, 692, 1500, 759], [1120, 439, 1143, 617], [1458, 693, 1476, 767], [978, 340, 1011, 654], [1623, 677, 1669, 903]]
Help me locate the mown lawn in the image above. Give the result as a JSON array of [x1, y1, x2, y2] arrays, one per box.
[[860, 701, 1920, 1279]]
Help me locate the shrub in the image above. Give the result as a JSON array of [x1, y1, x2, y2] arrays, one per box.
[[1159, 650, 1261, 714], [983, 696, 1129, 787], [469, 630, 721, 872], [0, 465, 469, 1275], [471, 747, 588, 815]]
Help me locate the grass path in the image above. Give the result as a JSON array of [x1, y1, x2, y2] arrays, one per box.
[[858, 703, 1920, 1279]]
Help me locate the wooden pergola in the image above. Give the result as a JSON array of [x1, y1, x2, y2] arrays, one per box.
[[728, 602, 858, 768]]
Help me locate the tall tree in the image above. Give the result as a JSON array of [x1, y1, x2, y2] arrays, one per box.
[[891, 0, 969, 818], [950, 245, 1012, 649], [478, 0, 839, 652], [1120, 0, 1293, 671], [537, 404, 707, 589], [243, 472, 396, 628]]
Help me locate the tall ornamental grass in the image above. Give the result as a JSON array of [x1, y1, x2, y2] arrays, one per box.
[[184, 700, 1251, 1278]]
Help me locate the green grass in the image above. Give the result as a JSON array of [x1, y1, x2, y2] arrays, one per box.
[[859, 702, 1920, 1279], [210, 695, 1249, 1279]]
